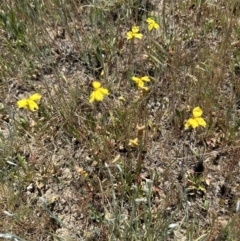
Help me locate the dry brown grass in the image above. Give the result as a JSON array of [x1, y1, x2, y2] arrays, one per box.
[[1, 0, 240, 240]]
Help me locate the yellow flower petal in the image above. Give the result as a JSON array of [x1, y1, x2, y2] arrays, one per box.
[[134, 33, 143, 39], [28, 99, 39, 111], [127, 31, 133, 40], [89, 90, 104, 102], [132, 76, 143, 87], [89, 91, 100, 102], [154, 23, 160, 28], [89, 92, 95, 103], [192, 107, 203, 118], [141, 76, 150, 82], [29, 93, 42, 102], [146, 18, 153, 24], [140, 86, 149, 91], [17, 99, 29, 109], [132, 26, 139, 33], [184, 122, 191, 129], [94, 90, 104, 101], [132, 76, 140, 83], [92, 81, 101, 89], [185, 118, 199, 129], [196, 117, 206, 128], [138, 80, 145, 88], [99, 87, 109, 96]]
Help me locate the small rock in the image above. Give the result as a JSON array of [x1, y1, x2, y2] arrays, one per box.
[[26, 183, 34, 192]]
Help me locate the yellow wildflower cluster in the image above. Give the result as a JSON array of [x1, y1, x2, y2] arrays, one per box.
[[15, 17, 207, 136], [126, 17, 160, 40]]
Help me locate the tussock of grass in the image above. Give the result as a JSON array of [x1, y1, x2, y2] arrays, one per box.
[[1, 0, 240, 240]]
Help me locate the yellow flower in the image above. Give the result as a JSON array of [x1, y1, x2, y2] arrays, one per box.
[[140, 86, 149, 92], [128, 138, 139, 147], [89, 81, 109, 103], [185, 107, 207, 129], [127, 26, 143, 40], [146, 18, 160, 31], [17, 93, 42, 112], [132, 76, 150, 89]]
